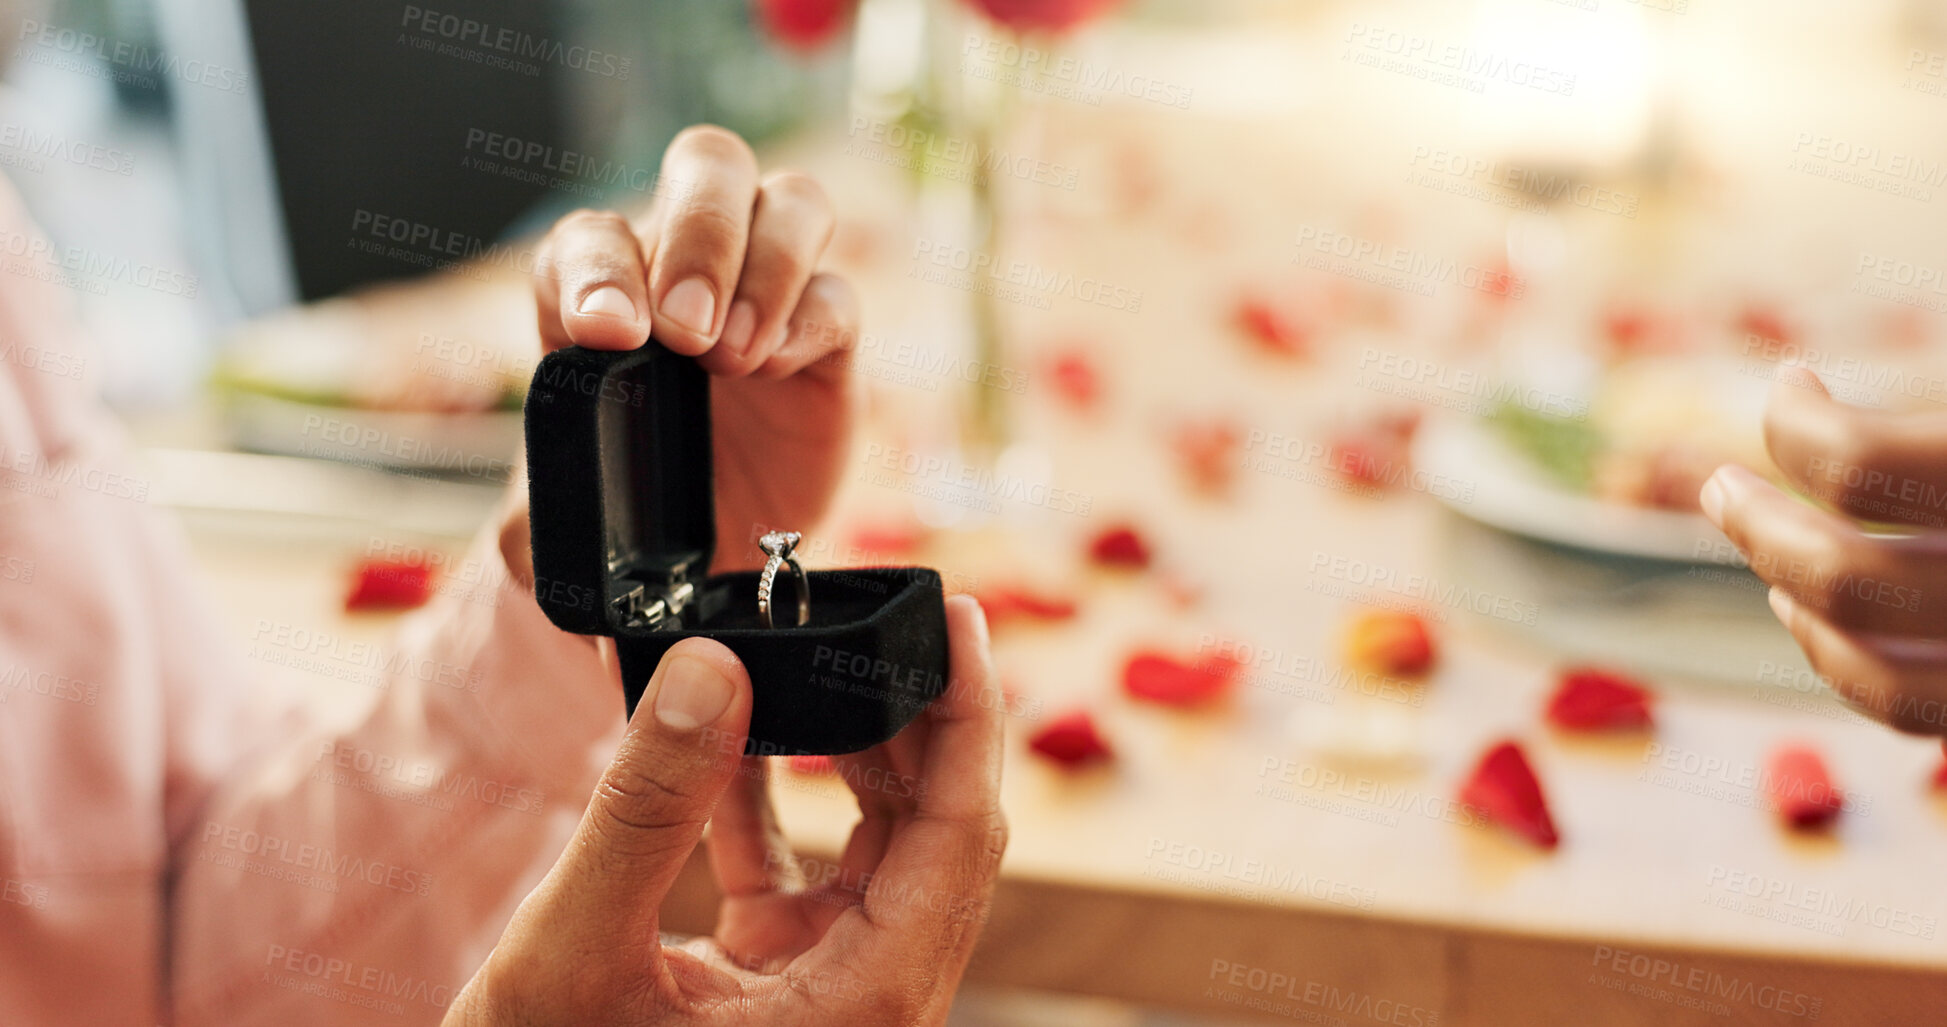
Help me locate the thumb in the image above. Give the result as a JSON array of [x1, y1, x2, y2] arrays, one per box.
[[560, 636, 753, 930]]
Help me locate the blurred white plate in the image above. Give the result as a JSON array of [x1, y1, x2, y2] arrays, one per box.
[[1412, 416, 1736, 565], [223, 392, 522, 482]]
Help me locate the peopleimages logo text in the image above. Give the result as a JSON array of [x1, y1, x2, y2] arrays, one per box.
[[399, 6, 632, 79]]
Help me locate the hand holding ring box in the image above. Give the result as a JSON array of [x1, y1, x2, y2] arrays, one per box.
[[523, 342, 950, 754]]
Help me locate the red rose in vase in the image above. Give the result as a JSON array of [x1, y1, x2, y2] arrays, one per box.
[[755, 0, 857, 51], [962, 0, 1123, 32]]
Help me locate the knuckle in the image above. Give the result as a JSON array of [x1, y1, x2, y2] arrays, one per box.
[[1804, 542, 1865, 614], [1793, 531, 1855, 598], [764, 170, 833, 215], [713, 346, 769, 379], [563, 207, 632, 233], [673, 124, 757, 171], [1827, 426, 1889, 507], [604, 756, 701, 805], [544, 211, 638, 283], [803, 275, 860, 331], [586, 801, 705, 863], [983, 811, 1010, 866], [951, 809, 1008, 889], [591, 762, 705, 837], [664, 203, 748, 258], [759, 246, 815, 288]]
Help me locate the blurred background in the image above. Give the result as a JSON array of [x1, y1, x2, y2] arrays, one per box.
[[10, 0, 1947, 1021]]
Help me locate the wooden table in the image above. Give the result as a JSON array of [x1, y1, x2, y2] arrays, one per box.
[[167, 453, 1947, 1027], [161, 14, 1947, 1015]]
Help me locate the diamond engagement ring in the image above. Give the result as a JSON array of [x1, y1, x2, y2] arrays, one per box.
[[757, 530, 810, 629]]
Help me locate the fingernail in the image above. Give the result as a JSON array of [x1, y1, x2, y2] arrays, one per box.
[[1698, 473, 1726, 526], [719, 299, 756, 356], [965, 597, 991, 650], [661, 276, 716, 336], [653, 654, 734, 731], [577, 285, 637, 320], [1768, 586, 1796, 624]]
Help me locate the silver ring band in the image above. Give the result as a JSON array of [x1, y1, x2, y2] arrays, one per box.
[[757, 531, 810, 629]]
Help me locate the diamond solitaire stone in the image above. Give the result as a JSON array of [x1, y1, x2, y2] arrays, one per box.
[[759, 530, 801, 559]]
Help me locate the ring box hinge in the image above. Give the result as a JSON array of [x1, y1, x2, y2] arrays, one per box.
[[611, 563, 696, 630]]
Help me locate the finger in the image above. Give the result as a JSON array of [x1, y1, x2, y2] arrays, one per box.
[[834, 744, 913, 821], [826, 614, 942, 891], [532, 209, 650, 353], [1769, 588, 1947, 735], [643, 125, 761, 357], [1700, 464, 1936, 631], [707, 756, 800, 897], [700, 171, 835, 376], [813, 597, 1006, 984], [830, 814, 894, 904], [754, 273, 862, 381], [554, 637, 752, 938], [1765, 366, 1947, 529], [824, 746, 910, 904]]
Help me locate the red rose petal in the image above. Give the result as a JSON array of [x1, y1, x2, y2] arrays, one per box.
[[1546, 667, 1655, 732], [1374, 408, 1423, 443], [1737, 305, 1794, 347], [979, 585, 1079, 629], [1047, 349, 1101, 411], [1600, 306, 1688, 356], [1088, 524, 1152, 570], [1235, 296, 1310, 358], [345, 558, 436, 611], [1459, 740, 1559, 849], [1472, 260, 1523, 302], [1935, 740, 1947, 789], [1767, 745, 1844, 831], [849, 523, 925, 559], [1172, 418, 1241, 494], [1327, 411, 1419, 489], [1123, 651, 1240, 707], [1159, 572, 1205, 610], [1028, 710, 1114, 768], [1342, 610, 1437, 678], [1604, 308, 1651, 351], [755, 0, 856, 50], [786, 754, 836, 775], [1329, 436, 1391, 486]]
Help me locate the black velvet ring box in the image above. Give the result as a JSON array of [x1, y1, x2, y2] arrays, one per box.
[[523, 343, 950, 755]]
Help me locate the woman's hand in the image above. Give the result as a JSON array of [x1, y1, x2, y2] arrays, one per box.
[[507, 124, 857, 580], [444, 595, 1006, 1026], [1702, 366, 1947, 735]]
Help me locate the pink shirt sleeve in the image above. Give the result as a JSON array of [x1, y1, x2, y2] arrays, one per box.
[[0, 176, 624, 1026], [168, 525, 623, 1026]]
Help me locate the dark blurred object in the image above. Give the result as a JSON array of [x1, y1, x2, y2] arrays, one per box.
[[241, 0, 567, 301], [235, 0, 847, 304]]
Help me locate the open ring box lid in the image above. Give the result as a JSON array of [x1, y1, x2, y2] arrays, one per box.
[[523, 343, 949, 754]]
